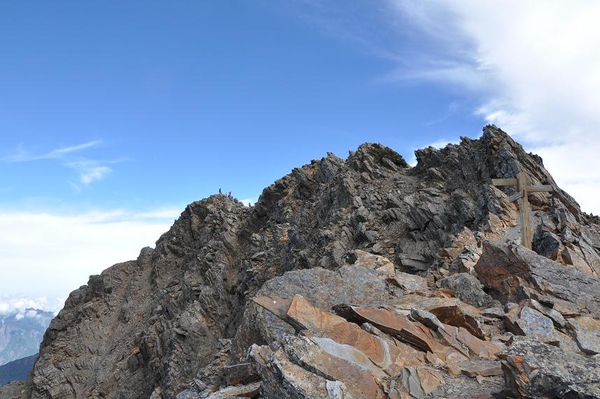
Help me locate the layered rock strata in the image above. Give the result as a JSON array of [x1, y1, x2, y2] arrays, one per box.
[[2, 126, 600, 398]]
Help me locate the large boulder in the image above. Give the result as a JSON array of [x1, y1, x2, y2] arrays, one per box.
[[474, 239, 600, 318]]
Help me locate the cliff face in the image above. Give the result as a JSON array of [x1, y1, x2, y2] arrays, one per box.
[[4, 126, 600, 398]]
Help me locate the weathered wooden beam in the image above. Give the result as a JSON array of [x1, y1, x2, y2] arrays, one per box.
[[492, 173, 552, 250], [517, 172, 532, 249], [527, 185, 553, 193], [507, 186, 552, 203], [492, 178, 518, 186]]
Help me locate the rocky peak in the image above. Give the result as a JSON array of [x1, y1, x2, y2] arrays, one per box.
[[3, 126, 600, 398]]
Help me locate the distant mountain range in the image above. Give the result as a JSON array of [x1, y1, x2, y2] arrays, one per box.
[[0, 308, 53, 367], [0, 354, 37, 387]]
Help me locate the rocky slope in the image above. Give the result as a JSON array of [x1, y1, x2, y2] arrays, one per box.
[[3, 125, 600, 398]]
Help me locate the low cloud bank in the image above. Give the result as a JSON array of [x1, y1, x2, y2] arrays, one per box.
[[0, 297, 62, 316], [0, 207, 181, 305]]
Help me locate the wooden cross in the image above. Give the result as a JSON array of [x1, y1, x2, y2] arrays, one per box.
[[492, 171, 553, 249]]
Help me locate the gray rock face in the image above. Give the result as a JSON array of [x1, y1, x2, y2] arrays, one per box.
[[438, 273, 498, 308], [568, 316, 600, 355], [502, 340, 600, 398], [475, 239, 600, 318], [5, 125, 600, 399]]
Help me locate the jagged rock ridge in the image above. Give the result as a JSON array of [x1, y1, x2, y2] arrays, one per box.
[[2, 126, 600, 398]]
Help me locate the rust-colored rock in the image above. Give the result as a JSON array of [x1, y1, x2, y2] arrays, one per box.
[[252, 296, 292, 319], [395, 293, 486, 338], [429, 303, 484, 339], [286, 294, 347, 332], [285, 295, 393, 370], [457, 358, 503, 378], [334, 305, 441, 354], [449, 326, 501, 358]]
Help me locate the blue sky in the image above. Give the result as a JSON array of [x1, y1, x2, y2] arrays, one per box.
[[2, 1, 600, 312]]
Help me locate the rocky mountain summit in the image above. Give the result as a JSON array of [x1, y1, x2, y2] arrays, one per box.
[[3, 125, 600, 398]]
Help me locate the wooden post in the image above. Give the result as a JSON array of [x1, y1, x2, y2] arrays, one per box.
[[492, 172, 553, 249], [517, 171, 532, 249]]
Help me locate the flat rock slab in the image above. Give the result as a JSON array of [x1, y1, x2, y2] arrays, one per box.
[[568, 316, 600, 355], [333, 305, 447, 356], [286, 295, 391, 371], [255, 295, 403, 374], [252, 296, 292, 319], [282, 335, 386, 399], [446, 326, 502, 359], [456, 358, 503, 378], [507, 306, 557, 340], [395, 293, 485, 339], [257, 265, 392, 310]]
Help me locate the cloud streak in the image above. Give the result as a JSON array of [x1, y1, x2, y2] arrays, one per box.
[[2, 140, 102, 162], [44, 140, 104, 159], [2, 140, 115, 187], [387, 0, 600, 214]]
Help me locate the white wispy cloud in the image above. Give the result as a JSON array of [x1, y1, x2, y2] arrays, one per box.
[[67, 160, 112, 185], [387, 0, 600, 214], [2, 140, 102, 162], [45, 140, 103, 159], [2, 140, 117, 187], [0, 207, 181, 305], [0, 297, 62, 316]]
